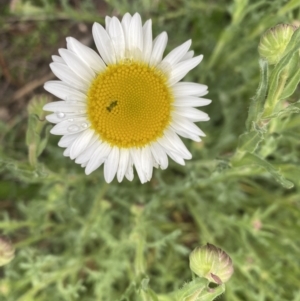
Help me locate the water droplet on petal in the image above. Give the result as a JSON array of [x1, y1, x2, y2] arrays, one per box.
[[56, 112, 65, 118], [81, 122, 88, 129], [67, 125, 80, 133]]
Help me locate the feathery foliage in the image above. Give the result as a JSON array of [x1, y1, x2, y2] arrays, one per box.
[[1, 0, 300, 300]]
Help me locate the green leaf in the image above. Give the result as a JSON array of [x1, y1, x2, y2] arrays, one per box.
[[26, 96, 49, 166], [26, 114, 41, 167], [279, 0, 300, 16], [273, 164, 300, 186], [258, 135, 277, 158], [265, 101, 300, 119], [235, 152, 294, 189], [37, 124, 51, 157], [245, 58, 268, 131], [265, 56, 290, 111], [0, 158, 48, 182], [26, 114, 40, 147], [281, 26, 300, 58], [263, 27, 300, 116], [118, 282, 135, 301], [196, 284, 225, 301], [280, 67, 300, 100], [175, 278, 207, 301], [173, 278, 225, 301], [237, 129, 264, 153], [146, 289, 159, 301]]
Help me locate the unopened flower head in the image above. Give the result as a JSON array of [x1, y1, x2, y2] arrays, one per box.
[[0, 236, 15, 266], [258, 24, 296, 65], [43, 13, 211, 183], [189, 243, 233, 284]]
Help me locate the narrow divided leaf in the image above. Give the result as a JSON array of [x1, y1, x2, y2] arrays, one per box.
[[235, 152, 294, 189], [237, 129, 264, 153], [246, 59, 268, 131]]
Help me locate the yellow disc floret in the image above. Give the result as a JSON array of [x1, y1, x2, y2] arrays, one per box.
[[87, 61, 173, 148]]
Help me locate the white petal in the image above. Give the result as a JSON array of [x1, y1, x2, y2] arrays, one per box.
[[121, 13, 132, 48], [63, 145, 72, 157], [58, 133, 80, 147], [150, 142, 168, 170], [92, 22, 116, 65], [173, 107, 209, 122], [149, 32, 168, 66], [108, 17, 125, 62], [172, 82, 208, 97], [52, 55, 65, 64], [46, 113, 63, 124], [141, 147, 153, 181], [174, 96, 212, 107], [125, 155, 134, 181], [46, 112, 85, 124], [157, 136, 181, 158], [163, 129, 192, 159], [117, 149, 130, 182], [171, 116, 205, 137], [43, 101, 86, 113], [165, 149, 185, 166], [152, 159, 159, 169], [44, 81, 86, 102], [170, 124, 201, 142], [157, 138, 186, 165], [58, 49, 95, 82], [155, 143, 186, 165], [104, 146, 119, 183], [127, 13, 143, 58], [50, 117, 90, 135], [180, 50, 194, 61], [105, 16, 111, 29], [50, 63, 89, 92], [130, 148, 147, 184], [142, 19, 152, 63], [75, 137, 100, 164], [85, 142, 111, 175], [168, 55, 203, 85], [70, 129, 95, 159], [66, 37, 106, 73], [171, 115, 205, 140], [161, 40, 191, 67]]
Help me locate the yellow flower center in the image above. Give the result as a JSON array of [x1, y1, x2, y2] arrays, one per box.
[[87, 61, 173, 148]]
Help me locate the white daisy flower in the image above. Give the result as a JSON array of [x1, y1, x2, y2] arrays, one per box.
[[43, 13, 211, 184]]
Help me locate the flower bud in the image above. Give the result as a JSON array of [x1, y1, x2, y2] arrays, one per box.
[[189, 243, 233, 284], [258, 24, 296, 65], [0, 236, 15, 266]]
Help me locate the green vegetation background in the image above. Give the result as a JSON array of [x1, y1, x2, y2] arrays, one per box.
[[0, 0, 300, 300]]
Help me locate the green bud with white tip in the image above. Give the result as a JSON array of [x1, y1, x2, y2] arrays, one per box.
[[0, 236, 15, 266], [258, 24, 296, 65], [189, 243, 233, 284]]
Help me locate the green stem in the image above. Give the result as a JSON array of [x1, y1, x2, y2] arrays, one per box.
[[186, 199, 213, 243], [16, 264, 81, 301], [263, 69, 288, 117], [160, 278, 225, 301], [28, 143, 37, 167], [132, 212, 148, 301], [135, 236, 145, 276], [207, 28, 231, 69]]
